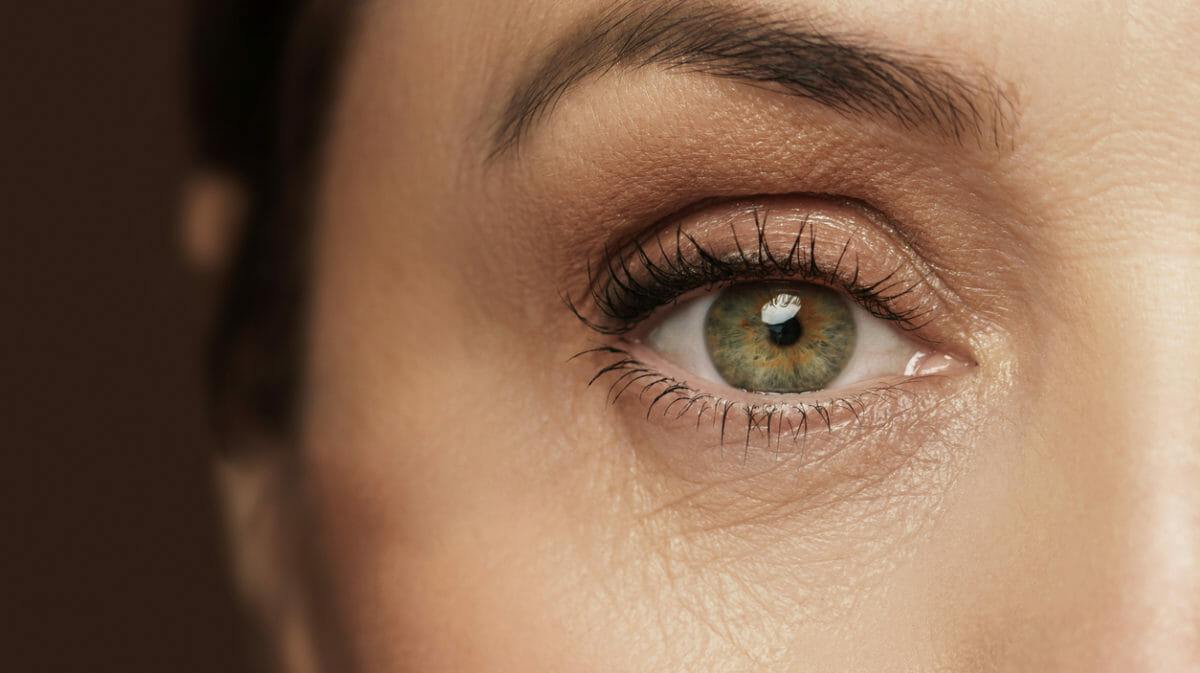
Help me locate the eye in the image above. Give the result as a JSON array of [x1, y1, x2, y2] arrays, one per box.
[[646, 281, 927, 395], [569, 197, 973, 446]]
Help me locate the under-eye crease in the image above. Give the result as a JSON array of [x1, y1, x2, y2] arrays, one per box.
[[567, 197, 972, 449]]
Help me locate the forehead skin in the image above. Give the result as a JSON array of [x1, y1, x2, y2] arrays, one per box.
[[295, 0, 1200, 671]]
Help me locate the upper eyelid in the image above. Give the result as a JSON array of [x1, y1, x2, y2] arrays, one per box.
[[571, 199, 947, 339]]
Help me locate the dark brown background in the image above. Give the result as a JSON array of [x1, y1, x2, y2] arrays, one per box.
[[4, 2, 252, 671]]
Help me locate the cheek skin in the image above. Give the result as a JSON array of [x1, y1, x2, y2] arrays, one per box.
[[303, 245, 989, 673]]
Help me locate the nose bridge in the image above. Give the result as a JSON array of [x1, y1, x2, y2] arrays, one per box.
[[1029, 208, 1200, 668], [1113, 460, 1200, 669], [1109, 232, 1200, 667], [1104, 232, 1200, 454]]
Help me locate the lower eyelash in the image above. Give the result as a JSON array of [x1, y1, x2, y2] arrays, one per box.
[[572, 344, 921, 452]]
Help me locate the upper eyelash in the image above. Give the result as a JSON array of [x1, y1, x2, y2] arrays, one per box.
[[568, 206, 936, 337]]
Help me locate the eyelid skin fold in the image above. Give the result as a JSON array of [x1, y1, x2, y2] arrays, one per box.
[[574, 196, 970, 348]]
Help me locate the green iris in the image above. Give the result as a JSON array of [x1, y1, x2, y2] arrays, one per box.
[[704, 282, 856, 393]]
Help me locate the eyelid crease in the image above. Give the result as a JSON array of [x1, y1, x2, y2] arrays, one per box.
[[568, 198, 947, 344]]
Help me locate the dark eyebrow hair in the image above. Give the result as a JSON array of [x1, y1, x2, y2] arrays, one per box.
[[490, 0, 1015, 159]]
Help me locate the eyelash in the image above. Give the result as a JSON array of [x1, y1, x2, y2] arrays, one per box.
[[570, 207, 934, 336], [571, 343, 922, 450], [567, 205, 937, 449]]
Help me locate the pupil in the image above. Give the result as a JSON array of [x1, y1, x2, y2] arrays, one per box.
[[765, 317, 802, 346]]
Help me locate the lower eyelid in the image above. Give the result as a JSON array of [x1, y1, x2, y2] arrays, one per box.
[[576, 341, 964, 458], [572, 300, 976, 456]]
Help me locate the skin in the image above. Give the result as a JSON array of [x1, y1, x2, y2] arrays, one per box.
[[195, 0, 1200, 671]]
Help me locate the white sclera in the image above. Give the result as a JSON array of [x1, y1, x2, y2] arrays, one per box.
[[646, 288, 923, 393]]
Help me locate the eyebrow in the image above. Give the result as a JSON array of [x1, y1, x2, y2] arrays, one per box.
[[489, 0, 1015, 159]]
